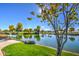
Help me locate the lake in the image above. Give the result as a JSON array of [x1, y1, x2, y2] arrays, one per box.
[[9, 34, 79, 53]]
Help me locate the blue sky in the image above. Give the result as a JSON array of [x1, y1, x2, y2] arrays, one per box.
[[0, 3, 79, 31], [0, 3, 51, 30]]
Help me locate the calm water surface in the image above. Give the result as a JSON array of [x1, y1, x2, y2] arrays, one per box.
[[8, 34, 79, 53]]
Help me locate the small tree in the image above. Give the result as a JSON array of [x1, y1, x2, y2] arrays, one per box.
[[9, 25, 15, 32], [69, 27, 75, 32], [36, 26, 41, 34], [41, 30, 44, 34], [29, 28, 32, 33], [23, 29, 27, 33], [16, 22, 23, 32], [27, 3, 79, 56], [2, 29, 9, 34], [33, 26, 41, 34]]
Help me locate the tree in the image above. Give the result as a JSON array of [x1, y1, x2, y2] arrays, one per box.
[[29, 28, 32, 33], [37, 26, 41, 33], [69, 27, 75, 32], [34, 28, 37, 33], [16, 22, 23, 32], [27, 3, 79, 56], [34, 26, 41, 34], [9, 25, 15, 32], [2, 29, 9, 34], [41, 30, 44, 34], [23, 29, 28, 33], [24, 28, 32, 33], [37, 26, 40, 30]]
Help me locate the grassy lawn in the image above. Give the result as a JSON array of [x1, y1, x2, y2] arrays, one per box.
[[2, 42, 79, 56]]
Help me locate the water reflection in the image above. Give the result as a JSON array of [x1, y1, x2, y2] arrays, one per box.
[[48, 34, 52, 38], [41, 34, 44, 37], [69, 36, 75, 42], [15, 34, 41, 42], [34, 34, 40, 41], [16, 34, 22, 40], [23, 34, 32, 39], [9, 34, 79, 53]]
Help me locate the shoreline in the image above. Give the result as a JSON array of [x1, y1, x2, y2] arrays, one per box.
[[0, 40, 79, 56], [36, 44, 79, 56]]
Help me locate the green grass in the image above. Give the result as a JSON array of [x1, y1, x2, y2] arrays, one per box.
[[2, 42, 79, 56]]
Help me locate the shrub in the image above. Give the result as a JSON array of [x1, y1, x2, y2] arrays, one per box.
[[23, 40, 35, 44]]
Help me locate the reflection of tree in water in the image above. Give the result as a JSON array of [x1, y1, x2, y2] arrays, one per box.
[[69, 36, 75, 42], [16, 33, 41, 41], [41, 34, 44, 37], [23, 34, 32, 39], [16, 34, 22, 40], [48, 34, 52, 38], [22, 34, 35, 44], [34, 34, 41, 41]]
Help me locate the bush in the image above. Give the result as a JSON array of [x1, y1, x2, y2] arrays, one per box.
[[23, 40, 35, 44], [27, 40, 35, 44]]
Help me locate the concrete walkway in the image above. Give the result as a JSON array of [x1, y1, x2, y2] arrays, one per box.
[[0, 40, 20, 56]]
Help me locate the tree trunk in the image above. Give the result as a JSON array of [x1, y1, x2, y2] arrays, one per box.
[[56, 45, 62, 56], [56, 36, 63, 56]]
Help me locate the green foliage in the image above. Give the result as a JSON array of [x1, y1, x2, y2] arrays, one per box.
[[29, 28, 32, 32], [23, 28, 32, 33], [27, 17, 32, 20], [65, 3, 70, 6], [27, 3, 79, 56], [35, 3, 79, 25], [69, 27, 75, 32], [31, 11, 35, 16], [69, 37, 75, 42], [36, 3, 44, 8], [16, 35, 22, 40], [34, 34, 40, 41], [3, 30, 9, 34], [16, 22, 23, 32], [23, 34, 32, 39], [37, 15, 41, 18], [37, 26, 41, 30], [9, 25, 15, 32]]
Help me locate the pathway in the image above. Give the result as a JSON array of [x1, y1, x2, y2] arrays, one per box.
[[0, 40, 20, 56]]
